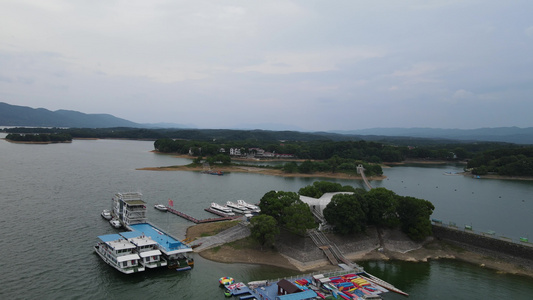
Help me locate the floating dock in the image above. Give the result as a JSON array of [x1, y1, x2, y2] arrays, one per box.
[[224, 270, 408, 300], [167, 207, 239, 224]]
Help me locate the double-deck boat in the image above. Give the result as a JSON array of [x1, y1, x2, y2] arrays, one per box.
[[226, 201, 251, 214], [120, 231, 167, 268], [210, 202, 235, 216], [94, 234, 145, 274]]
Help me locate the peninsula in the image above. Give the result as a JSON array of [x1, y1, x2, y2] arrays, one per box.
[[187, 221, 533, 279]]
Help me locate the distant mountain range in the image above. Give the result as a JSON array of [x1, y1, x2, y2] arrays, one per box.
[[2, 102, 533, 144], [0, 102, 188, 129]]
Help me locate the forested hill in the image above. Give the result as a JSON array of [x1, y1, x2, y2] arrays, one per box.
[[2, 126, 358, 142], [0, 102, 140, 128], [338, 127, 533, 145]]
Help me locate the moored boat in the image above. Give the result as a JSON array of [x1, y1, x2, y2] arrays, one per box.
[[237, 200, 261, 213], [210, 202, 235, 216], [112, 192, 147, 226], [120, 231, 167, 268], [226, 201, 251, 214], [127, 222, 194, 271], [109, 218, 122, 228], [101, 209, 112, 220], [94, 234, 145, 274], [154, 204, 167, 211]]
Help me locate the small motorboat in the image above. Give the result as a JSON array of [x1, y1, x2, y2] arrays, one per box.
[[154, 204, 168, 211], [101, 209, 112, 220], [109, 218, 122, 228]]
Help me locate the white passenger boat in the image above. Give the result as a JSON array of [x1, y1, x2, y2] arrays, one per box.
[[109, 218, 122, 228], [154, 204, 167, 211], [94, 234, 145, 274], [210, 202, 235, 216], [120, 231, 167, 268], [226, 201, 251, 214], [237, 200, 261, 213]]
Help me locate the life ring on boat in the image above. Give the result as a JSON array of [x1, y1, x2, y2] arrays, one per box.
[[219, 277, 234, 286]]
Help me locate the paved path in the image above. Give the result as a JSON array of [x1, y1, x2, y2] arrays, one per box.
[[193, 223, 251, 252]]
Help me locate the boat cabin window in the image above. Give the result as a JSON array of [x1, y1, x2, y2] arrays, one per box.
[[123, 262, 127, 267]]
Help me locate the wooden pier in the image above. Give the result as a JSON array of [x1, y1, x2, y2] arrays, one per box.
[[167, 207, 239, 224]]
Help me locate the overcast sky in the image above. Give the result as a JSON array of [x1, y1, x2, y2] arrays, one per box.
[[1, 1, 532, 131]]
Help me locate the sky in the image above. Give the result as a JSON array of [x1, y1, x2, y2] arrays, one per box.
[[1, 1, 532, 131]]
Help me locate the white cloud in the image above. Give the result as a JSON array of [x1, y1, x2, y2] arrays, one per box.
[[236, 47, 384, 75], [1, 0, 533, 130], [452, 89, 475, 99]]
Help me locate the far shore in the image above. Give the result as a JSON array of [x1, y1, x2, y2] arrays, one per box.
[[2, 138, 72, 144], [137, 164, 386, 180], [137, 154, 533, 181], [140, 152, 388, 180]]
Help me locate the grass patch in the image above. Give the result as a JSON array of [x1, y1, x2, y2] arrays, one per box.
[[227, 237, 258, 250], [187, 220, 241, 239]]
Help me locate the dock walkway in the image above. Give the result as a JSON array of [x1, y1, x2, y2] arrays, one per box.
[[167, 207, 239, 224], [193, 223, 251, 252]]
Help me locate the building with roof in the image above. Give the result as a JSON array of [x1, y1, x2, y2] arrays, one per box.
[[299, 192, 354, 217]]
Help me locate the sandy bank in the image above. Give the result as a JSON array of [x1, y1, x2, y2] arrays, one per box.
[[137, 164, 385, 180]]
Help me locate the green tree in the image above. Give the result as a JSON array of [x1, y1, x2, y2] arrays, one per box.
[[298, 160, 314, 173], [323, 193, 367, 234], [282, 202, 317, 235], [326, 155, 343, 173], [282, 162, 298, 173], [298, 181, 356, 198], [362, 188, 399, 228], [250, 215, 279, 250], [397, 196, 435, 241], [259, 191, 300, 223], [258, 190, 316, 234]]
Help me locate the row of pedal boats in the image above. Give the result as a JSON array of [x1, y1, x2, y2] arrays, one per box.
[[210, 200, 260, 216]]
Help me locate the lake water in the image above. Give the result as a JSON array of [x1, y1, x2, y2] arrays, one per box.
[[1, 136, 532, 299]]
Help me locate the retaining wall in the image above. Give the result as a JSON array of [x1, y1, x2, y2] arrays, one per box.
[[432, 225, 533, 262]]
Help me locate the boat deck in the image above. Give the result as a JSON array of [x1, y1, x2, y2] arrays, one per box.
[[128, 223, 191, 254]]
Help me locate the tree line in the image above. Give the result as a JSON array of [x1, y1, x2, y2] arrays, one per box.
[[5, 133, 72, 143], [250, 181, 435, 249], [467, 147, 533, 176], [153, 138, 484, 163]]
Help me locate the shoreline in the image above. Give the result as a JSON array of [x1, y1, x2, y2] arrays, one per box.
[[2, 138, 72, 144], [188, 223, 533, 279], [197, 237, 533, 279], [144, 152, 533, 181], [137, 164, 386, 180]]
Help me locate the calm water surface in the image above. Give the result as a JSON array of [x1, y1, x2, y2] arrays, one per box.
[[1, 136, 532, 299]]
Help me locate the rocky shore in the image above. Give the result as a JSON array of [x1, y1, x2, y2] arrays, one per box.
[[190, 222, 533, 278]]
